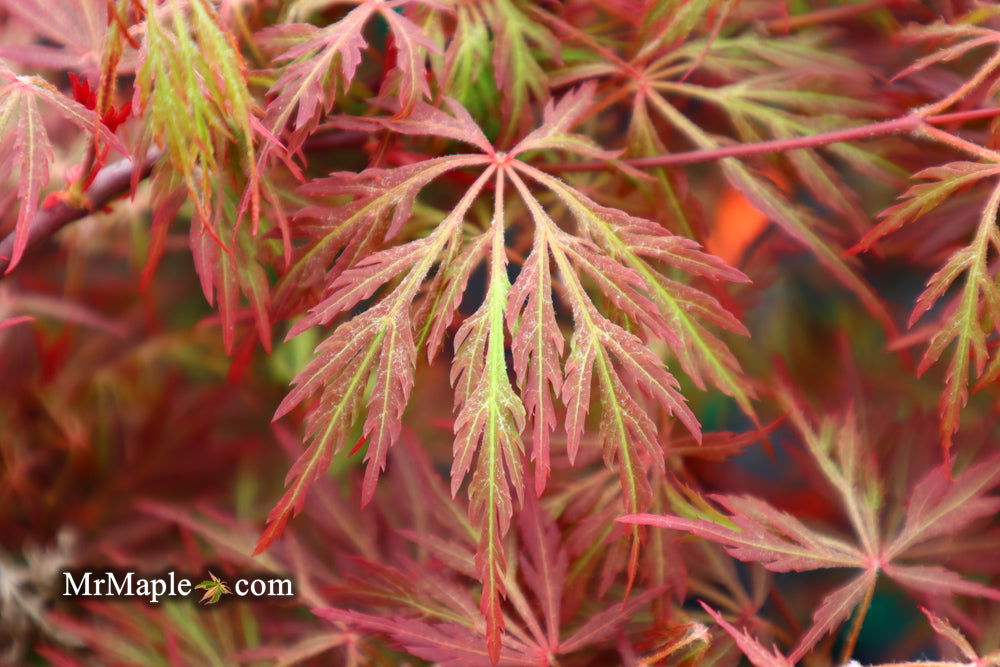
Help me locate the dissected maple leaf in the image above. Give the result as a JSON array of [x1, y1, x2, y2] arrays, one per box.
[[549, 13, 901, 338], [263, 84, 747, 661], [700, 601, 792, 667], [134, 0, 260, 237], [316, 492, 662, 665], [256, 0, 440, 161], [870, 159, 998, 423], [849, 18, 1000, 467], [919, 607, 1000, 665], [0, 64, 127, 274], [856, 163, 1000, 467], [621, 392, 1000, 661], [0, 0, 111, 74]]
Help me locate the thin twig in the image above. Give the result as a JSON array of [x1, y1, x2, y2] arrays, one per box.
[[766, 0, 901, 33], [540, 107, 1000, 173], [0, 151, 159, 276]]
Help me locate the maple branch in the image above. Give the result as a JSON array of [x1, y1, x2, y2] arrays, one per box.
[[765, 0, 902, 33], [0, 152, 159, 276], [541, 107, 1000, 173], [0, 128, 371, 278]]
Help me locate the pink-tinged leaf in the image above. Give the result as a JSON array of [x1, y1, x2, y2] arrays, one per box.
[[450, 176, 526, 663], [188, 204, 272, 355], [559, 232, 680, 347], [218, 237, 240, 355], [857, 162, 1000, 253], [292, 236, 435, 335], [511, 83, 617, 160], [623, 229, 750, 285], [190, 213, 220, 307], [338, 98, 494, 154], [275, 155, 485, 302], [618, 506, 862, 572], [884, 563, 1000, 601], [400, 530, 478, 579], [0, 315, 34, 332], [507, 227, 564, 495], [600, 321, 700, 440], [141, 183, 187, 292], [508, 166, 690, 591], [910, 248, 977, 333], [666, 421, 778, 461], [515, 161, 755, 420], [912, 180, 1000, 465], [260, 316, 383, 553], [3, 87, 51, 275], [0, 0, 107, 74], [853, 165, 1000, 463], [275, 154, 487, 316], [279, 164, 494, 416], [790, 570, 877, 663], [518, 494, 565, 650], [560, 319, 594, 465], [333, 557, 484, 630], [893, 23, 999, 82], [887, 454, 1000, 559], [314, 607, 537, 666], [257, 3, 376, 154], [700, 602, 792, 667], [779, 402, 881, 557], [420, 233, 490, 362], [237, 234, 275, 353], [360, 313, 417, 506], [239, 632, 350, 667], [269, 166, 495, 550], [253, 426, 339, 555], [379, 8, 439, 116], [11, 294, 126, 338], [919, 608, 979, 662], [556, 589, 662, 654]]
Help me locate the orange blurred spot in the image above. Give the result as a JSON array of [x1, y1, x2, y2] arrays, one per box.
[[706, 170, 787, 265]]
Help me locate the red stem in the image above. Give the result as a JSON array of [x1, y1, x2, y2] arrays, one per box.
[[0, 152, 158, 276], [541, 107, 1000, 173], [766, 0, 902, 32]]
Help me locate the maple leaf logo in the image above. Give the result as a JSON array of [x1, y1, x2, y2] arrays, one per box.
[[194, 572, 232, 605]]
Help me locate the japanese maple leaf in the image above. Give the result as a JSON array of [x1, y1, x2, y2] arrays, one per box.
[[315, 493, 663, 666], [700, 602, 793, 667], [545, 5, 900, 344], [0, 64, 126, 274], [256, 0, 441, 159], [698, 602, 1000, 667], [845, 20, 1000, 466], [262, 84, 748, 662], [0, 0, 111, 74], [855, 161, 1000, 467], [621, 394, 1000, 662], [430, 0, 560, 143], [194, 572, 232, 605]]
